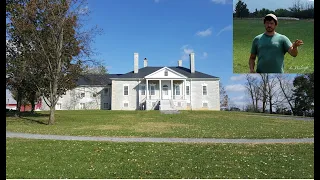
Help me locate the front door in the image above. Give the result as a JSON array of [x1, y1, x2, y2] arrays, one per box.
[[162, 85, 170, 99]]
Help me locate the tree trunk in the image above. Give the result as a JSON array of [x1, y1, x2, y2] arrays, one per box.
[[15, 88, 22, 117], [269, 99, 273, 114], [48, 106, 55, 125], [30, 91, 36, 113], [31, 100, 35, 113]]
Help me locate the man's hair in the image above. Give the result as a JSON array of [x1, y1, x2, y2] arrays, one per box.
[[264, 16, 277, 25]]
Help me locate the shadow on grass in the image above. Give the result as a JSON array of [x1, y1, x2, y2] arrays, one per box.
[[6, 110, 49, 125]]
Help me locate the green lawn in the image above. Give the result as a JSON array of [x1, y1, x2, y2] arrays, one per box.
[[6, 110, 314, 139], [233, 18, 314, 73], [6, 138, 314, 179]]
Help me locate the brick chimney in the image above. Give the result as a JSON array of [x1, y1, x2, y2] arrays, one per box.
[[134, 52, 139, 73], [144, 58, 148, 67], [190, 53, 195, 73]]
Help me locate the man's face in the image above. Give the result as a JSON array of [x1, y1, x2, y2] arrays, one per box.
[[264, 20, 276, 32]]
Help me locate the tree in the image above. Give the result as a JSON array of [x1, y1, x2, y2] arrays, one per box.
[[234, 0, 250, 18], [256, 8, 274, 18], [219, 82, 229, 109], [83, 64, 108, 74], [275, 74, 295, 115], [244, 74, 259, 112], [274, 8, 293, 17], [258, 74, 268, 113], [7, 0, 101, 124], [265, 74, 282, 114], [292, 73, 314, 116]]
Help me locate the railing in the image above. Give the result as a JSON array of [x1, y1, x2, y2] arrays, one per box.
[[169, 99, 176, 110], [139, 97, 146, 110], [151, 100, 160, 110]]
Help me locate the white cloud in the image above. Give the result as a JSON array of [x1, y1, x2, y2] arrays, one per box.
[[196, 28, 212, 37], [202, 52, 208, 59], [211, 0, 227, 4], [225, 84, 246, 92], [230, 75, 246, 81], [230, 74, 261, 81], [231, 95, 246, 101], [180, 45, 194, 61], [154, 0, 160, 3], [211, 0, 232, 4], [216, 25, 232, 36]]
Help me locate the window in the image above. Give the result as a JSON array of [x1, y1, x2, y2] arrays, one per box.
[[203, 85, 207, 95], [202, 102, 208, 108], [80, 103, 85, 109], [124, 102, 129, 107], [164, 70, 168, 76], [163, 85, 168, 95], [104, 103, 109, 109], [175, 84, 180, 95], [140, 85, 146, 95], [104, 88, 109, 96], [56, 103, 62, 110], [80, 92, 85, 98], [150, 85, 155, 95], [124, 86, 129, 95], [186, 86, 190, 95]]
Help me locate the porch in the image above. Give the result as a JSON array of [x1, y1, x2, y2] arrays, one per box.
[[138, 79, 189, 110]]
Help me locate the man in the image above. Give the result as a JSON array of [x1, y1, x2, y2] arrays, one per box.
[[249, 14, 304, 73]]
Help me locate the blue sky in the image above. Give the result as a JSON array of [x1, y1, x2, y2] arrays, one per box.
[[81, 0, 299, 107], [233, 0, 314, 13]]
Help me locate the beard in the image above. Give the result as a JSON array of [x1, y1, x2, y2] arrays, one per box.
[[266, 27, 274, 32]]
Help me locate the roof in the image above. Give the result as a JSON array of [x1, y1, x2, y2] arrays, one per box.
[[114, 66, 219, 79], [76, 74, 122, 86], [76, 67, 219, 85]]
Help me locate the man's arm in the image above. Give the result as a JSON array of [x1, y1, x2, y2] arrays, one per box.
[[287, 39, 303, 57], [249, 54, 256, 73]]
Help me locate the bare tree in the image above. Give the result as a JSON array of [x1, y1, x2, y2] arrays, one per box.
[[275, 74, 295, 114], [245, 74, 260, 112], [265, 74, 283, 114], [258, 74, 269, 113]]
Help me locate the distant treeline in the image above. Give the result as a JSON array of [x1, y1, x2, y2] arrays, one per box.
[[233, 0, 314, 19]]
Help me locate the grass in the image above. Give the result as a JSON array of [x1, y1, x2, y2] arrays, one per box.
[[6, 138, 314, 179], [6, 110, 314, 139], [233, 18, 314, 73]]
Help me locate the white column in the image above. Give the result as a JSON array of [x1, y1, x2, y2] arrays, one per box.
[[183, 79, 186, 100], [171, 80, 173, 99], [146, 79, 149, 100], [159, 80, 162, 100]]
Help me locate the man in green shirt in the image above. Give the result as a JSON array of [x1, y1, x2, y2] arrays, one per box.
[[249, 14, 304, 73]]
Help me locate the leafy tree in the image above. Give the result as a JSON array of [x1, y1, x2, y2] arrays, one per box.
[[292, 73, 314, 116], [274, 8, 293, 17], [234, 0, 250, 18], [7, 0, 101, 124]]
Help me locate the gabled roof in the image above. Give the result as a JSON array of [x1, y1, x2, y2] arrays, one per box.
[[76, 74, 122, 86], [114, 66, 219, 79]]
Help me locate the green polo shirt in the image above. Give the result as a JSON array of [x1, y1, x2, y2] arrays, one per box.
[[250, 33, 292, 73]]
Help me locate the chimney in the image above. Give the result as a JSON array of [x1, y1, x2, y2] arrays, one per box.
[[190, 52, 195, 73], [178, 60, 182, 67], [144, 58, 148, 67], [134, 52, 139, 73]]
